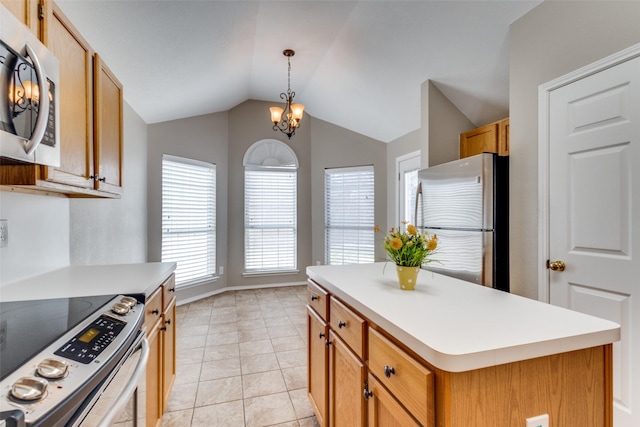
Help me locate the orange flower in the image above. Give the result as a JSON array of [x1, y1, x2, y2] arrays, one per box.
[[426, 235, 438, 251], [390, 237, 403, 250], [407, 224, 417, 235], [374, 225, 381, 233]]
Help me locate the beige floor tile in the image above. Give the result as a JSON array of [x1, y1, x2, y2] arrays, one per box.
[[200, 357, 242, 381], [268, 325, 300, 339], [298, 416, 320, 427], [276, 349, 306, 368], [191, 400, 245, 427], [264, 316, 292, 327], [176, 346, 205, 365], [239, 339, 274, 357], [272, 335, 306, 352], [205, 331, 239, 346], [165, 382, 198, 412], [184, 307, 213, 318], [195, 376, 243, 407], [203, 343, 239, 362], [242, 369, 288, 398], [177, 324, 210, 337], [181, 316, 211, 328], [177, 334, 209, 350], [282, 366, 307, 391], [174, 362, 202, 386], [209, 322, 239, 334], [237, 318, 266, 330], [161, 409, 193, 426], [270, 422, 299, 427], [238, 327, 269, 343], [289, 388, 315, 419], [244, 392, 297, 427], [240, 353, 280, 374]]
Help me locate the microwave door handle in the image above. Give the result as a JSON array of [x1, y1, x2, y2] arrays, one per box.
[[96, 337, 150, 427], [23, 43, 50, 156]]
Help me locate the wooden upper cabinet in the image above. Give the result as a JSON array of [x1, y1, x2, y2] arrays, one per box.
[[41, 1, 95, 190], [1, 0, 39, 35], [460, 117, 509, 158], [93, 54, 123, 195]]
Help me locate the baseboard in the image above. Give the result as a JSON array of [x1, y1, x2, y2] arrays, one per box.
[[176, 281, 307, 306]]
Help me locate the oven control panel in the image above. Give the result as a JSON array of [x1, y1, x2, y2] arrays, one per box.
[[55, 315, 126, 364], [0, 295, 145, 426]]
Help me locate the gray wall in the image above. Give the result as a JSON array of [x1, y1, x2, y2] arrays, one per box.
[[509, 0, 640, 299], [147, 111, 229, 301]]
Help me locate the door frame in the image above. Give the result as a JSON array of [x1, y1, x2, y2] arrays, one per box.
[[537, 42, 640, 303], [395, 150, 421, 227]]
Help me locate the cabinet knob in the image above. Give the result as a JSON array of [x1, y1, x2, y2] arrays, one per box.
[[151, 309, 159, 315], [311, 295, 319, 301], [160, 326, 167, 331], [165, 318, 171, 325], [319, 332, 325, 339], [90, 174, 99, 181], [325, 340, 332, 347], [169, 288, 175, 293], [363, 388, 373, 401], [384, 365, 395, 378], [98, 177, 106, 182], [338, 321, 346, 329]]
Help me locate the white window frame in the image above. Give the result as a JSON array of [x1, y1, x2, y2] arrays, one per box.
[[396, 150, 421, 229], [243, 140, 298, 276], [325, 165, 375, 265], [161, 154, 216, 288]]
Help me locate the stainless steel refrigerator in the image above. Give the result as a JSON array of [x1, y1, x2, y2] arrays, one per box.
[[415, 153, 509, 291]]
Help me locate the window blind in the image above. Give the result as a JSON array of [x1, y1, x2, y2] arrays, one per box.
[[162, 155, 216, 287], [244, 169, 297, 273], [325, 166, 375, 265]]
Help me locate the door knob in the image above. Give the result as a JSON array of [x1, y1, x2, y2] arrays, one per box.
[[546, 260, 566, 271]]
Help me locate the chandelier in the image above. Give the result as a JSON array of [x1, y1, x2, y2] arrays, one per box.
[[269, 49, 304, 139]]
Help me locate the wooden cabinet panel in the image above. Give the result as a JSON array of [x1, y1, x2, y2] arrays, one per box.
[[308, 280, 329, 322], [162, 274, 176, 309], [366, 374, 419, 427], [161, 297, 176, 408], [329, 330, 367, 427], [307, 306, 328, 427], [1, 0, 39, 35], [93, 54, 123, 194], [459, 118, 509, 158], [145, 318, 162, 427], [329, 297, 366, 359], [144, 287, 162, 335], [368, 328, 434, 427], [42, 2, 94, 190]]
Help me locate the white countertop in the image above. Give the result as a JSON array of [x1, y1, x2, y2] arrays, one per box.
[[0, 262, 176, 302], [306, 262, 620, 372]]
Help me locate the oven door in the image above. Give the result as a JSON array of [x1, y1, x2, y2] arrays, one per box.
[[71, 330, 149, 427]]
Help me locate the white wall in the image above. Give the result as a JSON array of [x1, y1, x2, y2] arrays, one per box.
[[509, 0, 640, 299], [0, 101, 149, 286]]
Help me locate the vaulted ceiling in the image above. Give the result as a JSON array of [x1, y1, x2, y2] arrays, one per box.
[[56, 0, 541, 143]]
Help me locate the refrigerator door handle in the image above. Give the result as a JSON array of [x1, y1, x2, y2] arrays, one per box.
[[414, 181, 422, 226]]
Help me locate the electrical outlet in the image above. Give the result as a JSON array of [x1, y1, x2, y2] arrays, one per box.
[[0, 219, 8, 248], [219, 266, 224, 275], [526, 414, 549, 427]]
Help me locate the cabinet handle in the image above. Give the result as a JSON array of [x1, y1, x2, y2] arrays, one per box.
[[160, 326, 167, 331], [98, 177, 106, 182], [90, 174, 99, 181], [325, 340, 332, 347], [165, 319, 171, 325], [338, 321, 346, 329], [151, 309, 159, 315], [363, 387, 373, 401], [384, 365, 395, 378], [169, 288, 176, 293], [319, 332, 325, 339], [311, 295, 319, 301]]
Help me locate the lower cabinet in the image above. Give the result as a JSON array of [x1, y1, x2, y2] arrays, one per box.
[[366, 374, 419, 427], [145, 274, 176, 427], [328, 330, 367, 426], [307, 307, 329, 427]]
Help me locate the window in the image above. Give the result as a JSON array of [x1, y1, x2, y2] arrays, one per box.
[[397, 151, 421, 228], [162, 155, 216, 287], [243, 140, 298, 274], [325, 166, 375, 265]]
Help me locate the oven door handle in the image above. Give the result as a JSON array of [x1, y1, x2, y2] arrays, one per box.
[[23, 43, 51, 156], [95, 337, 149, 427]]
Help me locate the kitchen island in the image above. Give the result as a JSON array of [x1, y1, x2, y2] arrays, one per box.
[[306, 262, 620, 427]]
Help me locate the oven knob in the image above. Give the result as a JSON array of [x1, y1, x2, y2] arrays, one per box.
[[120, 296, 138, 308], [11, 376, 48, 401], [37, 358, 69, 379], [111, 302, 130, 315]]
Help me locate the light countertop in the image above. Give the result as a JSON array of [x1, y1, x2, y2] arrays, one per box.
[[306, 262, 620, 372], [0, 262, 176, 302]]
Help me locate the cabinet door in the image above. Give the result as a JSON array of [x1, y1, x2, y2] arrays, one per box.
[[459, 122, 499, 159], [161, 297, 176, 409], [366, 374, 420, 427], [307, 306, 329, 427], [499, 118, 510, 156], [93, 54, 123, 194], [146, 320, 163, 427], [1, 0, 39, 35], [41, 2, 95, 189], [329, 330, 367, 427]]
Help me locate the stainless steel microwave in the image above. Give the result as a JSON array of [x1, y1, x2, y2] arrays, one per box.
[[0, 4, 60, 167]]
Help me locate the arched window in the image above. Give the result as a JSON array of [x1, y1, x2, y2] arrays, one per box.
[[243, 139, 298, 274]]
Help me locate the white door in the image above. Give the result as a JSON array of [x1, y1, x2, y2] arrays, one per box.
[[397, 151, 420, 228], [547, 53, 640, 427]]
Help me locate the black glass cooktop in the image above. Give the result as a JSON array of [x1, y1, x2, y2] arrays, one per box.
[[0, 295, 116, 381]]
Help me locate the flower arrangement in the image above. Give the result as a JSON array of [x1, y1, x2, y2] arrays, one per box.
[[377, 223, 438, 267]]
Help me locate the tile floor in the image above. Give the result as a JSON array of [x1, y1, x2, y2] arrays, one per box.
[[161, 285, 319, 427]]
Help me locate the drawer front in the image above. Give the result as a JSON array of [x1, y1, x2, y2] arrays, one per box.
[[308, 280, 329, 321], [330, 298, 366, 359], [145, 287, 163, 334], [368, 328, 434, 427], [162, 273, 176, 310]]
